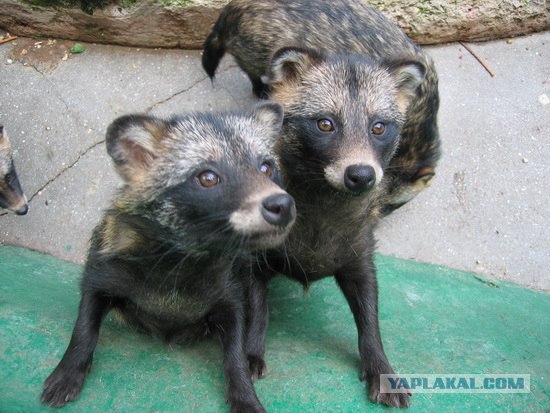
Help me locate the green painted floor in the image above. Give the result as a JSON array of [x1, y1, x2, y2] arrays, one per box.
[[0, 245, 548, 413]]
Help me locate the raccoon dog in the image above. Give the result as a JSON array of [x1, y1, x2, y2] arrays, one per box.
[[202, 0, 441, 214], [0, 125, 28, 215], [40, 102, 295, 413], [236, 48, 423, 408]]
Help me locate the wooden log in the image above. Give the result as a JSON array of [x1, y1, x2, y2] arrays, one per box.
[[0, 0, 548, 49]]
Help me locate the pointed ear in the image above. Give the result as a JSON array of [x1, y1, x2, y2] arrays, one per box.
[[387, 60, 426, 113], [268, 47, 323, 85], [0, 125, 12, 153], [106, 114, 167, 182]]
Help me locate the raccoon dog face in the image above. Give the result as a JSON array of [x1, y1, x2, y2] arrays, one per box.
[[268, 48, 425, 196], [0, 125, 28, 215], [106, 102, 295, 252]]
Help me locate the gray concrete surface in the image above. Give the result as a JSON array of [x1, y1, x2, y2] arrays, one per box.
[[0, 32, 548, 290]]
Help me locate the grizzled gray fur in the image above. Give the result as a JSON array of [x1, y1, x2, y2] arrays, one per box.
[[40, 102, 296, 413], [203, 0, 441, 214]]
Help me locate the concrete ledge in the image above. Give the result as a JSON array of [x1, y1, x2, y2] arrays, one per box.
[[1, 246, 549, 412], [0, 0, 549, 48]]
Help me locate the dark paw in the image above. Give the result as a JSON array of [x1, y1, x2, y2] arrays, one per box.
[[380, 167, 436, 217], [363, 371, 411, 408], [248, 355, 267, 381], [230, 400, 267, 413], [368, 384, 410, 408], [41, 367, 86, 407], [415, 166, 435, 182]]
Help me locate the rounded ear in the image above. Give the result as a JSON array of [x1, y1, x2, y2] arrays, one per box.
[[268, 47, 324, 85], [386, 60, 426, 113], [252, 100, 284, 132], [106, 114, 167, 182], [247, 101, 284, 145]]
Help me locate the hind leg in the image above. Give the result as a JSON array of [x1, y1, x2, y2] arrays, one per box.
[[381, 105, 441, 216], [381, 165, 435, 216], [381, 123, 440, 216]]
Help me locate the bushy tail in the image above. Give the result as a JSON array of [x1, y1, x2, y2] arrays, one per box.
[[202, 9, 233, 79], [202, 31, 226, 79]]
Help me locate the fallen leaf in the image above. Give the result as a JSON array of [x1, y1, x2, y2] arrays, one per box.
[[70, 44, 86, 54]]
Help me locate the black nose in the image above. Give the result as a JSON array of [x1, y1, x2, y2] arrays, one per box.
[[344, 164, 376, 193], [261, 193, 296, 227], [15, 203, 29, 215]]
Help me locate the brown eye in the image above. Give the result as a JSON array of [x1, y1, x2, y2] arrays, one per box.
[[317, 118, 335, 132], [371, 122, 386, 136], [260, 161, 273, 177], [197, 170, 219, 188]]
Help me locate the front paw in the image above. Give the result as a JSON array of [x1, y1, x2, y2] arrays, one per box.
[[41, 366, 87, 407], [247, 355, 267, 381], [229, 399, 267, 413], [368, 382, 410, 408], [362, 371, 411, 408]]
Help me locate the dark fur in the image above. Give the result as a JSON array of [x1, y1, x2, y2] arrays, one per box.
[[203, 0, 441, 214], [0, 125, 28, 215], [40, 103, 295, 413], [236, 49, 421, 408]]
